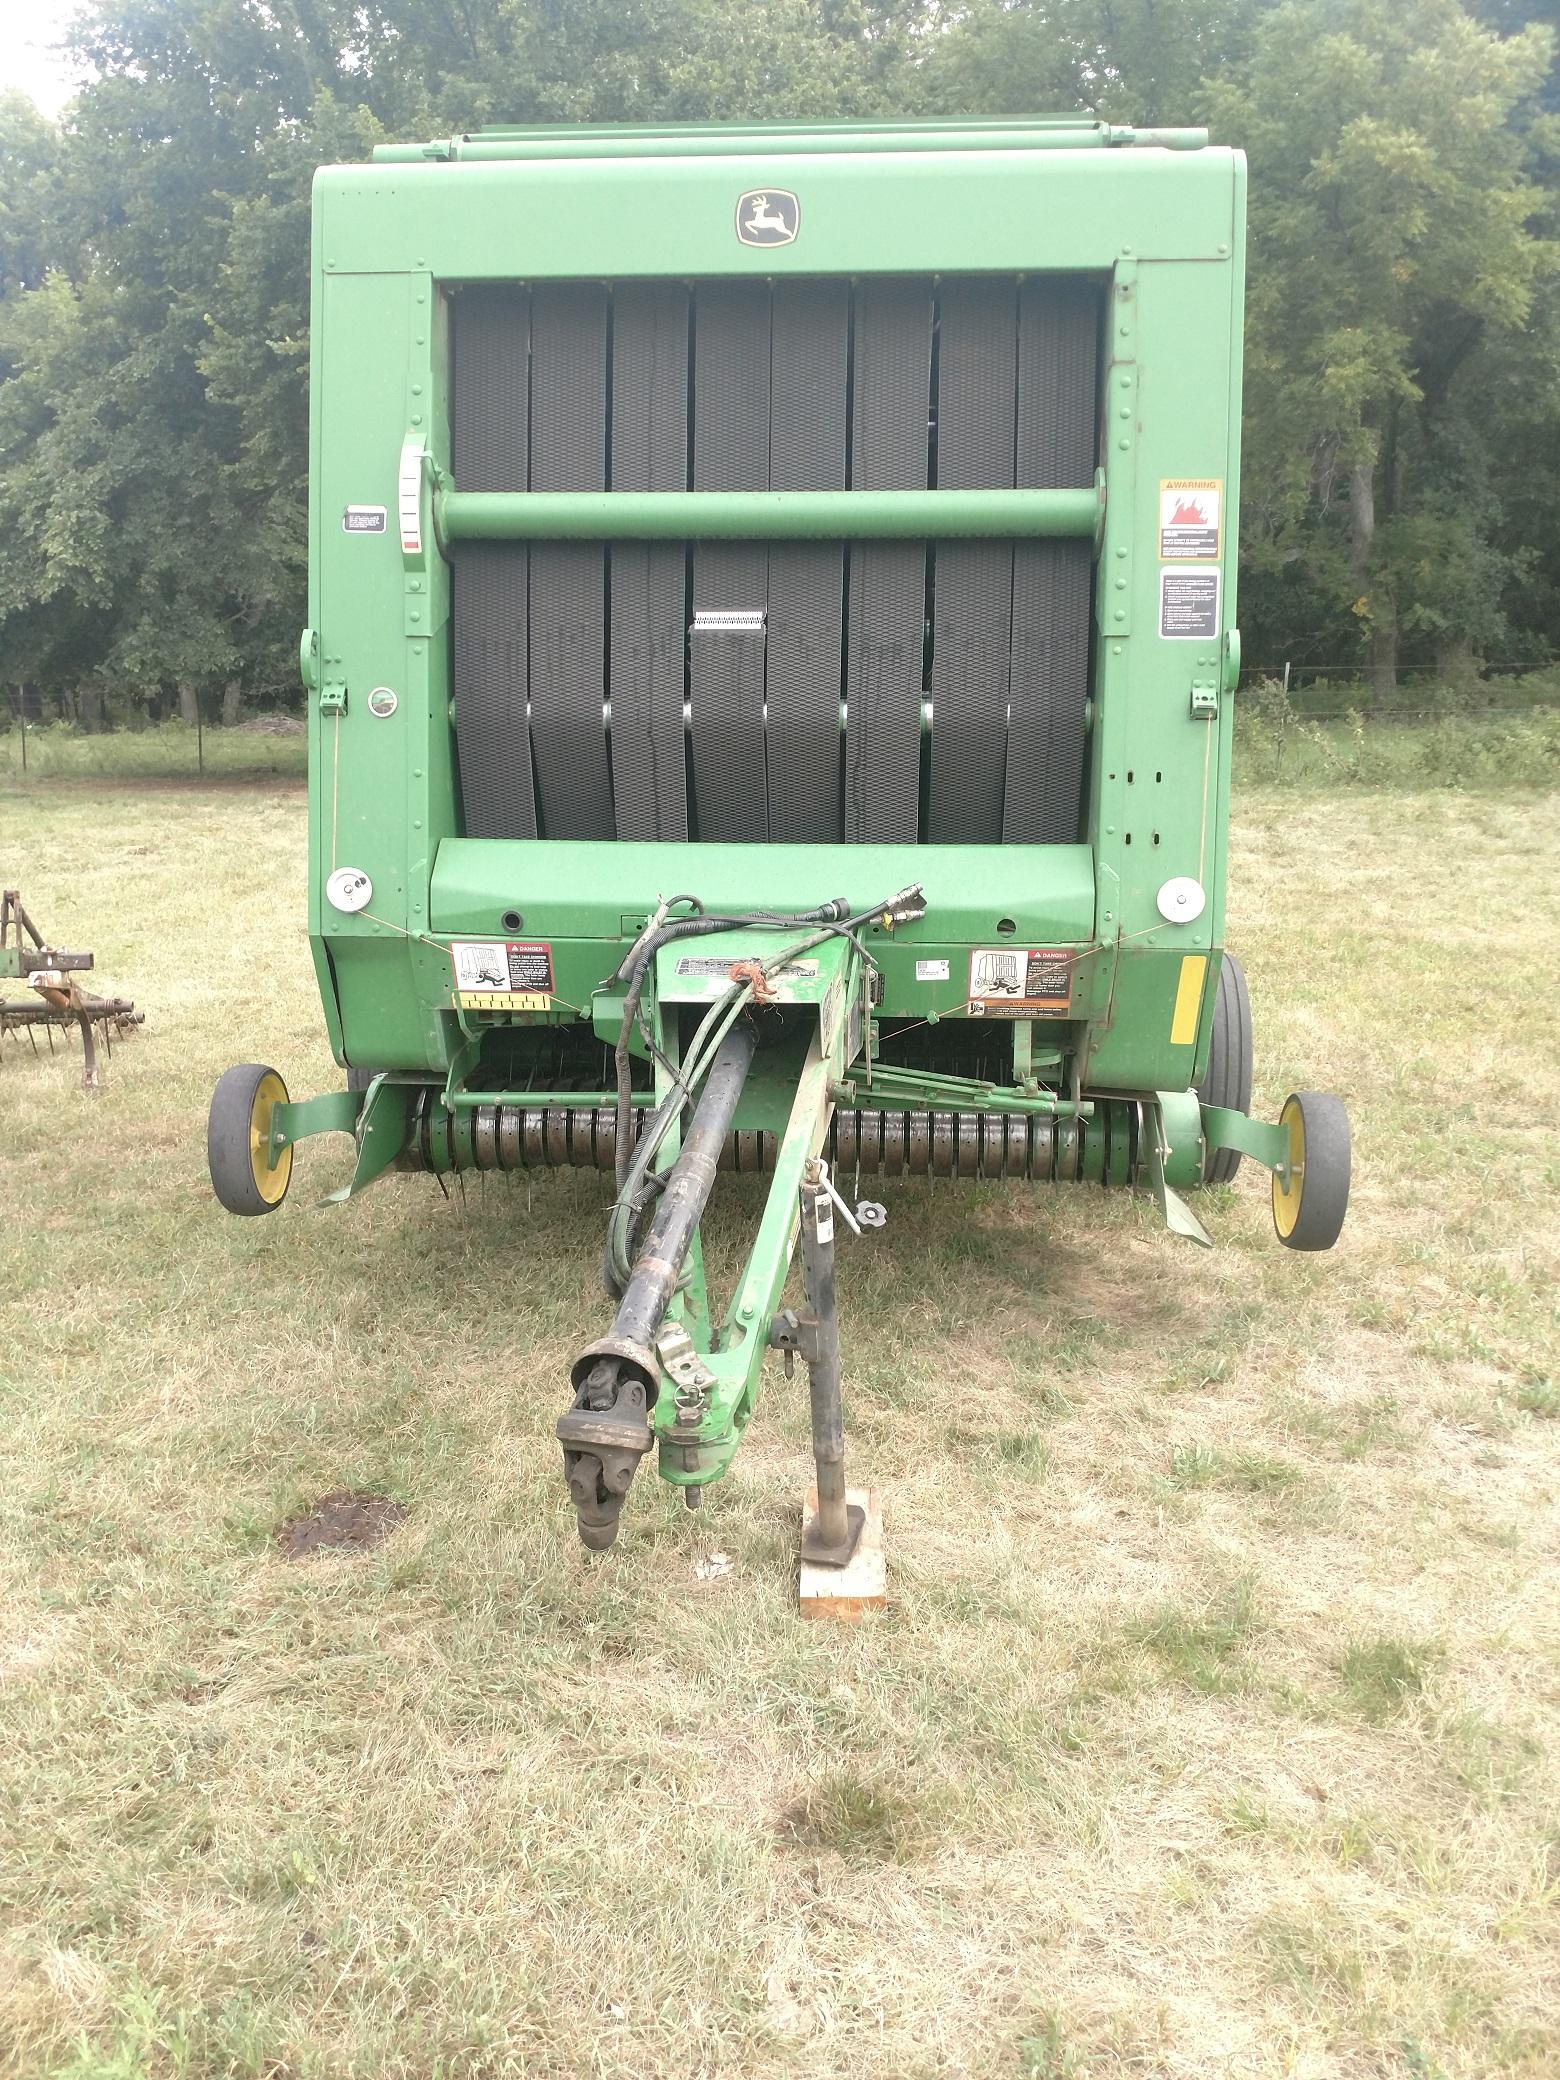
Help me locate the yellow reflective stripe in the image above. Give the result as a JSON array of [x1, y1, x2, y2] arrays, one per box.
[[1170, 954, 1207, 1046]]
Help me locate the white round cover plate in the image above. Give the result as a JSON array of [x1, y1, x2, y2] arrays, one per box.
[[1156, 876, 1206, 924], [325, 866, 373, 914]]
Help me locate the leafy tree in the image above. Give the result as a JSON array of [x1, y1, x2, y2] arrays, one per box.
[[925, 0, 1263, 125], [1202, 0, 1555, 692], [1, 0, 1557, 719]]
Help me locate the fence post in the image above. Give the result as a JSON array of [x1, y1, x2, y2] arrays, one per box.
[[197, 689, 205, 777]]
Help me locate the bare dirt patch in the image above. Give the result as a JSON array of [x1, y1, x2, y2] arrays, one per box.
[[275, 1490, 407, 1559]]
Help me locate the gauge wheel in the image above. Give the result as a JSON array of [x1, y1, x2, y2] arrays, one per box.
[[1195, 951, 1253, 1184], [1271, 1091, 1350, 1252], [208, 1063, 293, 1216]]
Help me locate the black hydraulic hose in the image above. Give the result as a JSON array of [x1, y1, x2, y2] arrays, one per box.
[[610, 1021, 758, 1352]]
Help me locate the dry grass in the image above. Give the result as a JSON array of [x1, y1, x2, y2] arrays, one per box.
[[1, 774, 1557, 2080]]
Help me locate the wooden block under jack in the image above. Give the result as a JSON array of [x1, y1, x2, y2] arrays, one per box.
[[799, 1485, 885, 1621]]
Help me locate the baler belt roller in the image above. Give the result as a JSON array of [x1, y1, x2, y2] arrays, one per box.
[[399, 1093, 1148, 1186]]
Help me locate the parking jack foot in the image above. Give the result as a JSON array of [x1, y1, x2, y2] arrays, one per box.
[[799, 1485, 885, 1621]]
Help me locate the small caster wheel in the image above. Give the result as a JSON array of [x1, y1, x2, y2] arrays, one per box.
[[208, 1063, 293, 1216], [1272, 1090, 1350, 1251]]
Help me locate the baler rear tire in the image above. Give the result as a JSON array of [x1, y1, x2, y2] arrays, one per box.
[[1196, 951, 1252, 1184], [208, 1063, 293, 1216]]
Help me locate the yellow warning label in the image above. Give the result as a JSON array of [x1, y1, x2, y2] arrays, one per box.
[[1170, 955, 1207, 1046], [454, 991, 551, 1012]]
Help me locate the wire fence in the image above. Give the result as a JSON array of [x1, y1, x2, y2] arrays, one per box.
[[1234, 661, 1558, 724], [4, 665, 1557, 782]]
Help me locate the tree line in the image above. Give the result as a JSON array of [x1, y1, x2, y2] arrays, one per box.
[[0, 0, 1554, 725]]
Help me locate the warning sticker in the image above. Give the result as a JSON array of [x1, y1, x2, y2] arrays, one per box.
[[915, 958, 950, 982], [674, 955, 818, 980], [1159, 479, 1221, 561], [968, 948, 1074, 1019], [1159, 568, 1221, 641], [450, 940, 553, 1012]]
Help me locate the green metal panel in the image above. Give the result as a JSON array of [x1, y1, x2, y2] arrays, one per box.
[[430, 840, 1094, 942], [315, 147, 1238, 281]]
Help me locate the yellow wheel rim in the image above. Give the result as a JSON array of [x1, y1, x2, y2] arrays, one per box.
[[1271, 1096, 1305, 1240], [248, 1070, 293, 1206]]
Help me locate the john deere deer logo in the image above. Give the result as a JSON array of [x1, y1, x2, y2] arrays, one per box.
[[736, 189, 799, 248]]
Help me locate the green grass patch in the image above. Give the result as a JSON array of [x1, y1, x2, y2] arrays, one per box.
[[1126, 1577, 1261, 1694], [1338, 1636, 1441, 1723]]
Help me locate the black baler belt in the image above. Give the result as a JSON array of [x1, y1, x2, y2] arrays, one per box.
[[609, 282, 690, 840], [1004, 277, 1099, 842], [450, 287, 536, 839], [844, 280, 932, 844], [690, 282, 770, 841], [1006, 538, 1092, 843], [927, 278, 1017, 844], [845, 546, 924, 844], [767, 280, 848, 842], [452, 544, 536, 840], [609, 546, 687, 842], [451, 286, 530, 494], [689, 547, 767, 841], [927, 545, 1013, 842], [529, 283, 614, 840]]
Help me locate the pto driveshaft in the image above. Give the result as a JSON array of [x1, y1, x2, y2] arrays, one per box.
[[558, 1021, 758, 1549]]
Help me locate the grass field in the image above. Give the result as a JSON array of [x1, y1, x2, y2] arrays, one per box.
[[2, 770, 1557, 2080]]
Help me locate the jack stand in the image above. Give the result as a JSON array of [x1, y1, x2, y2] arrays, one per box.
[[796, 1160, 885, 1620]]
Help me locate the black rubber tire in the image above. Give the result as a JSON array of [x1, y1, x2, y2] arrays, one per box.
[[1272, 1090, 1351, 1252], [208, 1062, 292, 1216], [1195, 951, 1253, 1184]]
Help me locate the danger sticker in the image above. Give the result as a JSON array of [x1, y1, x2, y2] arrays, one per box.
[[968, 948, 1073, 1019], [1159, 568, 1221, 640], [1159, 479, 1221, 561], [450, 940, 553, 1009]]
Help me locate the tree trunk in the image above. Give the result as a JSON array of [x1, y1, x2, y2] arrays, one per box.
[[221, 678, 242, 729], [1368, 621, 1398, 707], [78, 683, 104, 733], [1348, 458, 1397, 706], [178, 681, 199, 728], [1436, 637, 1481, 684]]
